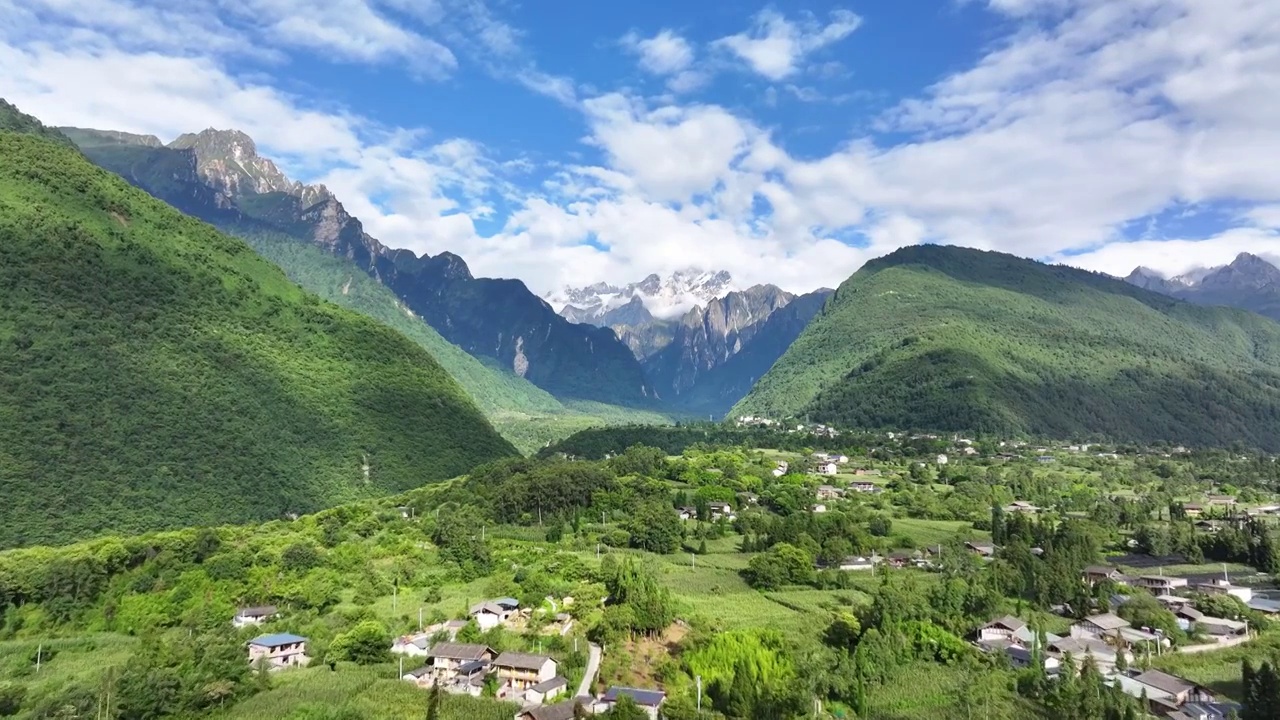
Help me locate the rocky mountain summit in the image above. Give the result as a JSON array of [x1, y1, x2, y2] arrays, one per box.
[[550, 269, 736, 324], [1124, 253, 1280, 322]]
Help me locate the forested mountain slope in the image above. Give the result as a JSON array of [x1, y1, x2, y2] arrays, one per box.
[[734, 245, 1280, 450], [0, 125, 516, 548], [61, 127, 669, 448], [62, 127, 656, 408]]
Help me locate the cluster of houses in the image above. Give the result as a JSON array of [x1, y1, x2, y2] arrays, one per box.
[[974, 615, 1241, 718], [677, 501, 736, 522], [398, 641, 664, 718], [1084, 565, 1275, 624]]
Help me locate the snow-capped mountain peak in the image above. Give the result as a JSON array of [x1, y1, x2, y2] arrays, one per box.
[[548, 268, 736, 325]]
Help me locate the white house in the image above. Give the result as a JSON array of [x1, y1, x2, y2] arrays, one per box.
[[1133, 575, 1189, 593], [233, 605, 278, 628], [708, 502, 734, 521], [391, 633, 433, 657], [524, 676, 569, 705], [976, 616, 1028, 643], [936, 454, 949, 465], [811, 503, 828, 514], [247, 633, 310, 670], [816, 462, 838, 476]]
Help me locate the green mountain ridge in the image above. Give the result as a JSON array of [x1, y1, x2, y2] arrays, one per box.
[[59, 127, 673, 450], [0, 113, 517, 548], [735, 245, 1280, 450]]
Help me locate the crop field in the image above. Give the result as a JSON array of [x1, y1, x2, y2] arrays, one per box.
[[889, 517, 987, 546], [210, 666, 519, 720]]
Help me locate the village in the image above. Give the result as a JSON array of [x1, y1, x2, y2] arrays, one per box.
[[232, 596, 666, 720]]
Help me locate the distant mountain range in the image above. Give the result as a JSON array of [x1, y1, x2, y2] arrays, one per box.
[[58, 126, 663, 434], [737, 245, 1280, 451], [547, 269, 736, 325], [553, 273, 832, 415], [1124, 253, 1280, 322]]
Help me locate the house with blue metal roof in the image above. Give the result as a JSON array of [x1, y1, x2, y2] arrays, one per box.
[[247, 633, 309, 670]]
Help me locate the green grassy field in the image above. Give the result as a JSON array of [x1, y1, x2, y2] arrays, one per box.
[[889, 518, 988, 547]]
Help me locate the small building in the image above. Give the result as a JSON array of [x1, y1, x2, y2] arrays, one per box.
[[936, 454, 949, 465], [1005, 645, 1060, 672], [1133, 575, 1189, 593], [1036, 456, 1055, 464], [1183, 503, 1205, 517], [708, 502, 734, 521], [816, 485, 843, 500], [1156, 594, 1193, 609], [678, 506, 697, 521], [493, 652, 558, 694], [965, 541, 998, 559], [247, 633, 309, 670], [233, 605, 278, 628], [1003, 501, 1040, 514], [469, 600, 516, 630], [391, 634, 433, 657], [525, 676, 569, 705], [1071, 613, 1130, 638], [1167, 702, 1243, 720], [811, 503, 828, 514], [402, 665, 435, 688], [1193, 579, 1253, 603], [849, 481, 881, 493], [597, 687, 667, 720], [1130, 669, 1213, 706], [815, 462, 838, 476], [1207, 495, 1238, 507], [1197, 616, 1248, 637], [854, 468, 881, 477], [424, 643, 495, 681], [976, 616, 1027, 643], [1047, 636, 1123, 671], [1081, 565, 1125, 586]]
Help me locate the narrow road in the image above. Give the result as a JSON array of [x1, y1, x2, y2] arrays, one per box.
[[576, 642, 602, 698]]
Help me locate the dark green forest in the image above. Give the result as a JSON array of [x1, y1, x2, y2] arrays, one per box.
[[0, 128, 516, 548], [736, 245, 1280, 450]]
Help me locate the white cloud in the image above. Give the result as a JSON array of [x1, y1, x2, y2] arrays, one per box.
[[6, 0, 1280, 302], [714, 8, 862, 81], [622, 29, 695, 75], [1057, 229, 1280, 278]]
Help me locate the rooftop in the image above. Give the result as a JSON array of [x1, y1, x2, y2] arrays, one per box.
[[236, 605, 277, 617], [426, 643, 493, 661], [494, 651, 555, 671], [603, 686, 667, 707], [248, 633, 306, 648], [1080, 613, 1130, 631], [531, 676, 569, 692], [1134, 669, 1196, 697]]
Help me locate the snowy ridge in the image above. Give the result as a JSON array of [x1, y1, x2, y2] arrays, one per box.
[[548, 268, 736, 324]]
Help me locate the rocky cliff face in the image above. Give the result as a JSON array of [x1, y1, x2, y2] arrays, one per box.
[[66, 126, 656, 406], [169, 129, 330, 207], [1125, 253, 1280, 322], [642, 284, 802, 406]]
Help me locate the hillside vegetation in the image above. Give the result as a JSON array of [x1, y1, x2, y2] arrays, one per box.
[[0, 129, 516, 548], [735, 245, 1280, 449]]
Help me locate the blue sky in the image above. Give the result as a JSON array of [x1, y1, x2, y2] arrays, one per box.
[[3, 0, 1279, 295]]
